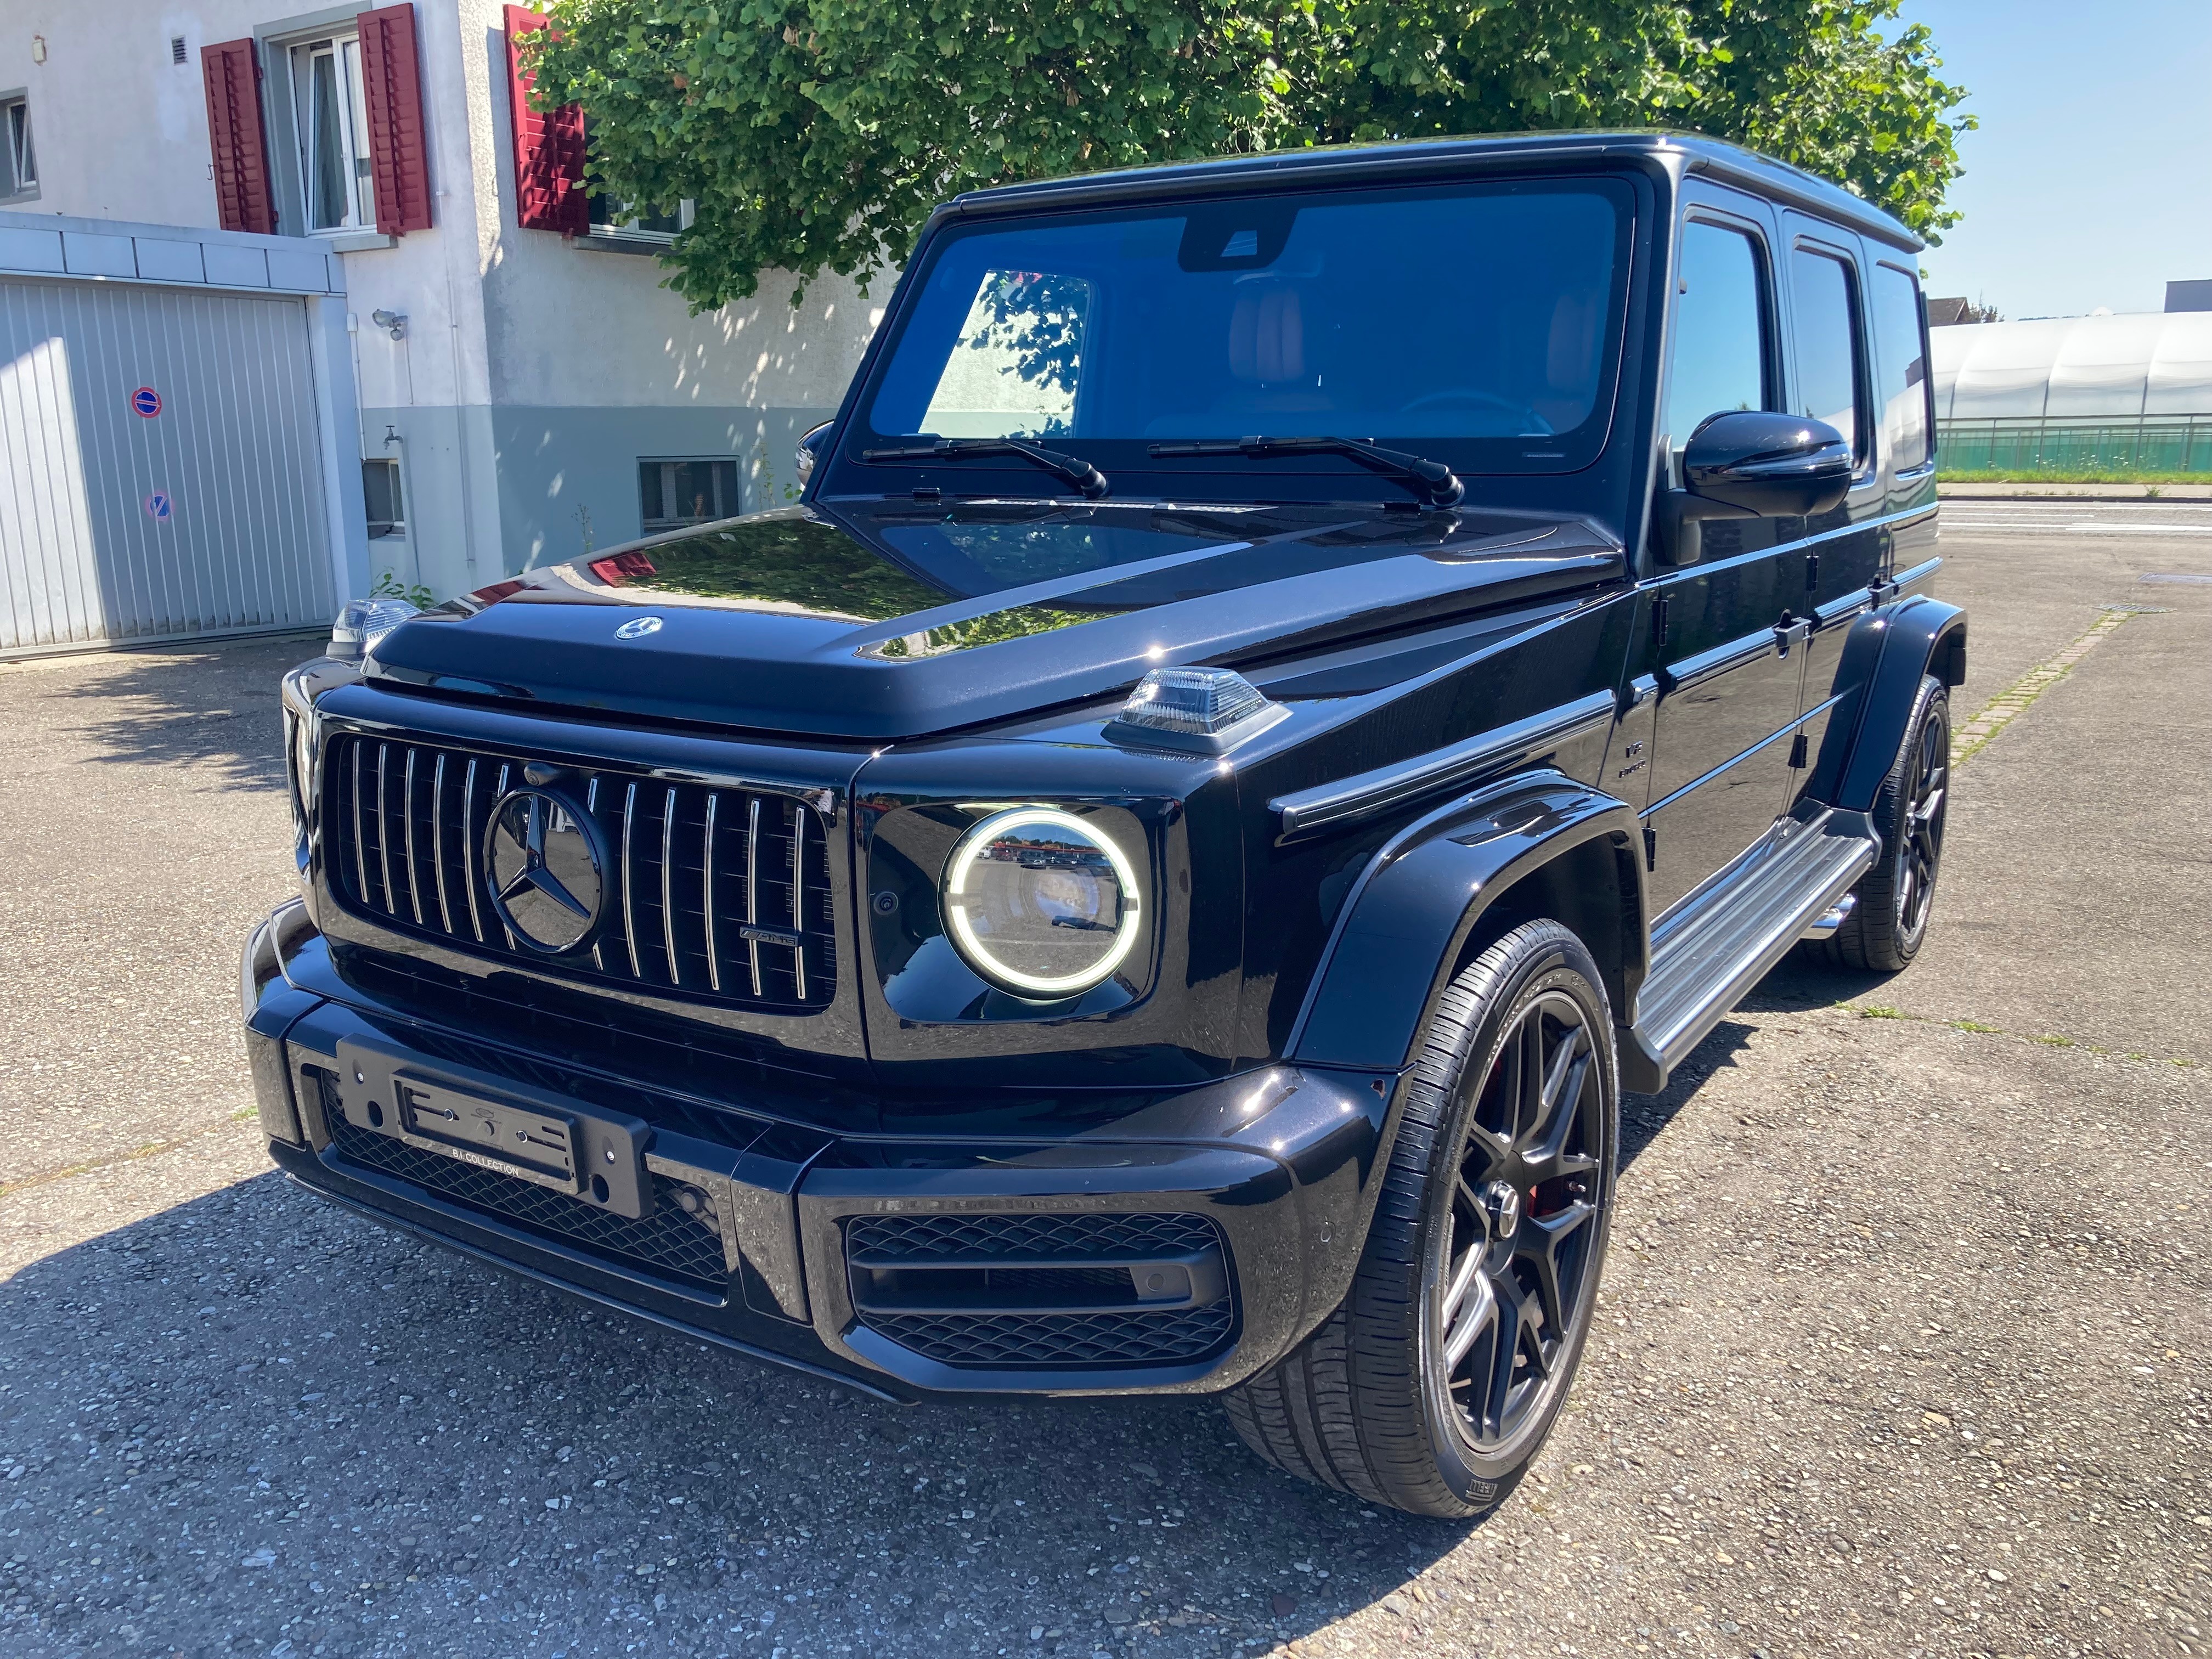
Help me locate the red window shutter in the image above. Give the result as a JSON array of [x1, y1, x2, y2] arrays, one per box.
[[201, 39, 278, 234], [504, 5, 588, 235], [358, 3, 434, 235]]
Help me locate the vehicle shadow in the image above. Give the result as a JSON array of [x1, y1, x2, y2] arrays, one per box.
[[0, 1170, 1473, 1656], [1620, 946, 1887, 1169], [44, 634, 317, 792]]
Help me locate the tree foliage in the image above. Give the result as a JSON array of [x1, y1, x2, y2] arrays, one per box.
[[529, 0, 1971, 312]]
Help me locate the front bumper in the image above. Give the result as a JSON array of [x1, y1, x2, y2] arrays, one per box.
[[242, 903, 1400, 1400]]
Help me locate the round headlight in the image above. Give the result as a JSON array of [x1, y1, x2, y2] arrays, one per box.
[[943, 806, 1143, 997]]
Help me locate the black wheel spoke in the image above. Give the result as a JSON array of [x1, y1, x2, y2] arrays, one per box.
[[1478, 1279, 1526, 1432], [1521, 1201, 1594, 1332]]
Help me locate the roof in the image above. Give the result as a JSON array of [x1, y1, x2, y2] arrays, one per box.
[[947, 131, 1921, 252], [1932, 311, 2212, 420]]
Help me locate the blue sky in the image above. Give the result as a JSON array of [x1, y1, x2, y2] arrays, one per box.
[[1897, 0, 2211, 318]]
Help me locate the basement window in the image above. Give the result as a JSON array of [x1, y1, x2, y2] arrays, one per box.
[[584, 190, 695, 249], [363, 459, 406, 539], [639, 458, 740, 531]]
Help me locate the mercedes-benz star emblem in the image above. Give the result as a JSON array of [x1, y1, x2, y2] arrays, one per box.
[[484, 789, 605, 952], [614, 616, 663, 640]]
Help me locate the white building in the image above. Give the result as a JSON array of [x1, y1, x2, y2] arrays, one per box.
[[1, 0, 877, 652]]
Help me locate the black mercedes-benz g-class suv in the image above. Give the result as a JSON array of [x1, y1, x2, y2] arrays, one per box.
[[244, 131, 1960, 1519]]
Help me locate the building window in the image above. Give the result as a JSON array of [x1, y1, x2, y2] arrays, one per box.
[[639, 458, 740, 531], [363, 459, 406, 539], [588, 189, 694, 244], [287, 36, 374, 233], [1, 96, 36, 202]]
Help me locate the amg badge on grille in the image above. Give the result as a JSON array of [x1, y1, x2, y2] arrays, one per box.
[[485, 789, 606, 952]]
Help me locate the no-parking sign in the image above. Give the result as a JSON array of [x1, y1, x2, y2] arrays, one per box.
[[145, 490, 173, 521], [130, 386, 163, 418]]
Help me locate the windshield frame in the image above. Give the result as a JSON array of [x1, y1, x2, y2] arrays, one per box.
[[821, 168, 1642, 507]]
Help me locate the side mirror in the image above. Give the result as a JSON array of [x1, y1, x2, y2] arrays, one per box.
[[794, 420, 835, 488], [1683, 410, 1853, 517]]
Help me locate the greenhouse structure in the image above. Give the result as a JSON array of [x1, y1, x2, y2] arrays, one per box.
[[1932, 309, 2212, 474]]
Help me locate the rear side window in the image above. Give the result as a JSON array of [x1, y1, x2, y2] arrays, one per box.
[[1789, 249, 1866, 462], [1663, 221, 1771, 455], [1871, 264, 1932, 471]]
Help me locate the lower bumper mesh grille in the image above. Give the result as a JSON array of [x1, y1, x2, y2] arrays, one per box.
[[847, 1211, 1235, 1369], [320, 1087, 728, 1289], [865, 1304, 1235, 1369]]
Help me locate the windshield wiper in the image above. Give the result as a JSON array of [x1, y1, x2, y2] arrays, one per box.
[[1148, 436, 1464, 508], [860, 437, 1109, 500]]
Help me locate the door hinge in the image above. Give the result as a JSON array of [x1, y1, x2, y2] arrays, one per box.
[[1650, 592, 1672, 653], [1805, 552, 1820, 594], [1788, 731, 1809, 769], [1642, 825, 1658, 872]]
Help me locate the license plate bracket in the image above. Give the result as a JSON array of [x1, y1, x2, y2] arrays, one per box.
[[333, 1036, 652, 1220]]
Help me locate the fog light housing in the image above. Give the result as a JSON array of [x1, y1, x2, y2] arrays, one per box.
[[943, 807, 1143, 997], [1105, 666, 1287, 752]]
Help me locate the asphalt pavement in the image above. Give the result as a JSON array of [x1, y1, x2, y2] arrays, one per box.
[[1, 503, 2207, 1659]]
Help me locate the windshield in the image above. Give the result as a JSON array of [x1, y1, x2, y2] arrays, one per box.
[[856, 177, 1633, 484]]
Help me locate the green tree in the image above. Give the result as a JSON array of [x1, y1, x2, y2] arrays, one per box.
[[529, 0, 1970, 313]]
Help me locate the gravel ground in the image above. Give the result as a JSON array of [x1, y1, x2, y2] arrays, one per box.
[[2, 510, 2207, 1659]]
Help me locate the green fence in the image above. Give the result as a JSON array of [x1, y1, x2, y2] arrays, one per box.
[[1938, 415, 2212, 475]]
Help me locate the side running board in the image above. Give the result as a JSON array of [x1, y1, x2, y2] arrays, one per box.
[[1621, 810, 1880, 1092]]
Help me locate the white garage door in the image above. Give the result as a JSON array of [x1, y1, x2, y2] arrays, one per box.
[[0, 275, 336, 655]]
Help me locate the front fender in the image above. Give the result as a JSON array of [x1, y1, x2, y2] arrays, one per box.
[[1288, 771, 1646, 1073], [1807, 596, 1967, 811]]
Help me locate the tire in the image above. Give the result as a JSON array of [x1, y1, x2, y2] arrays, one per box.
[[1826, 674, 1950, 973], [1223, 920, 1619, 1519]]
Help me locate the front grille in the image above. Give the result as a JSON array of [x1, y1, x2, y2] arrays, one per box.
[[847, 1212, 1235, 1370], [323, 733, 836, 1011], [321, 1090, 729, 1288]]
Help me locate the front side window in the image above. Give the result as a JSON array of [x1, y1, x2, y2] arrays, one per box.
[[858, 178, 1633, 478], [289, 37, 374, 232], [1, 97, 35, 200], [1871, 264, 1932, 472], [639, 458, 740, 531], [1790, 248, 1866, 463], [1662, 220, 1771, 458]]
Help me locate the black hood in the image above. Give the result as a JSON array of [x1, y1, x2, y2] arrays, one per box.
[[366, 500, 1623, 740]]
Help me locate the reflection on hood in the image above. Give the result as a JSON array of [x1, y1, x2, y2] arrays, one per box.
[[380, 499, 1624, 739]]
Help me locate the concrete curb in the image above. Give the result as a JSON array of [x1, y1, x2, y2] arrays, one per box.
[[1938, 481, 2212, 501]]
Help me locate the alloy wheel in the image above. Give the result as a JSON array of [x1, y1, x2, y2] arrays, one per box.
[[1897, 704, 1949, 942], [1430, 988, 1606, 1451]]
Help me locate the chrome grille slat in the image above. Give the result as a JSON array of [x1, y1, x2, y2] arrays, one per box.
[[791, 804, 808, 1001], [326, 733, 836, 1011], [660, 785, 681, 986], [621, 781, 643, 978], [460, 758, 486, 943], [351, 742, 368, 910], [402, 746, 425, 927], [493, 763, 516, 951], [375, 743, 395, 915], [746, 794, 763, 997], [587, 776, 607, 972], [430, 752, 453, 934], [702, 792, 722, 994]]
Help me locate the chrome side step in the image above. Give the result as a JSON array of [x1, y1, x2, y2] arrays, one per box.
[[1622, 810, 1880, 1091]]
